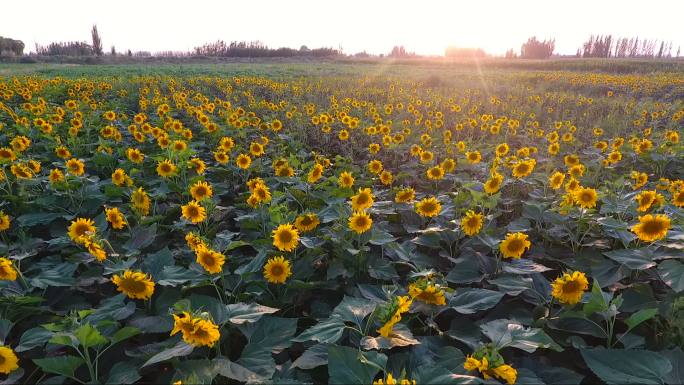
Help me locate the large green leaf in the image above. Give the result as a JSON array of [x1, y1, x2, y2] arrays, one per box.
[[224, 302, 279, 325], [328, 345, 386, 385], [105, 362, 141, 384], [448, 288, 504, 314], [292, 318, 345, 344], [480, 319, 561, 352], [238, 316, 297, 379], [213, 358, 261, 383], [603, 248, 655, 270], [332, 296, 376, 327], [16, 327, 53, 352], [580, 348, 672, 384], [142, 341, 194, 367], [291, 343, 329, 370], [74, 323, 108, 348], [33, 356, 84, 378], [658, 260, 684, 292]]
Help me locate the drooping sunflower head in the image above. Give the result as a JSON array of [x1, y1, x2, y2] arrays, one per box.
[[499, 232, 531, 259], [272, 223, 299, 252], [68, 217, 96, 244], [551, 271, 589, 305], [111, 270, 155, 300], [263, 255, 292, 284], [295, 213, 320, 233], [0, 257, 18, 281]]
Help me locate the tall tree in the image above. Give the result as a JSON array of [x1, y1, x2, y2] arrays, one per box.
[[91, 24, 103, 56]]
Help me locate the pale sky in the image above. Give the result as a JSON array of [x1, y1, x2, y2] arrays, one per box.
[[3, 0, 684, 56]]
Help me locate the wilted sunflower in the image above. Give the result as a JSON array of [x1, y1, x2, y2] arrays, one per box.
[[350, 188, 374, 211], [0, 346, 19, 375], [415, 197, 441, 217], [632, 214, 671, 242], [461, 210, 484, 236], [338, 171, 355, 188], [573, 187, 598, 209], [111, 270, 155, 300], [499, 232, 531, 259], [156, 159, 177, 178], [272, 223, 299, 252], [0, 257, 18, 281], [551, 271, 589, 305], [263, 255, 292, 284], [195, 245, 225, 274], [295, 213, 320, 233], [190, 181, 213, 201], [181, 200, 207, 223], [68, 217, 96, 244], [349, 211, 373, 234]]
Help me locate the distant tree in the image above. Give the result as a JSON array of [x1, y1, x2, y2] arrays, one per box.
[[91, 25, 103, 56], [677, 46, 681, 58], [520, 36, 555, 59], [0, 37, 24, 56], [35, 41, 94, 56], [388, 46, 416, 58], [505, 48, 518, 59], [110, 45, 116, 56], [299, 45, 310, 53], [445, 46, 487, 58], [127, 49, 132, 57]]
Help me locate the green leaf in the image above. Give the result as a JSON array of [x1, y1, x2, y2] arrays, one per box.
[[369, 228, 396, 245], [663, 348, 683, 385], [292, 344, 329, 369], [123, 223, 157, 253], [48, 333, 78, 347], [332, 296, 376, 327], [142, 341, 194, 367], [33, 356, 85, 378], [292, 318, 345, 344], [624, 308, 657, 331], [658, 260, 684, 292], [74, 323, 108, 348], [142, 247, 174, 279], [580, 348, 672, 384], [17, 212, 63, 227], [448, 288, 504, 314], [480, 319, 562, 352], [110, 326, 140, 345], [238, 316, 297, 379], [213, 358, 261, 383], [105, 362, 141, 384], [584, 280, 610, 316], [328, 345, 386, 385], [603, 248, 655, 270], [16, 327, 54, 352], [224, 303, 279, 325]]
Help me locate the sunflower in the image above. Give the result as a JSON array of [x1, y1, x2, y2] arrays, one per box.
[[250, 141, 265, 157], [295, 213, 320, 233], [182, 201, 207, 223], [251, 182, 272, 203], [0, 346, 19, 375], [568, 164, 585, 179], [484, 173, 504, 194], [573, 187, 598, 209], [495, 143, 509, 157], [441, 158, 456, 173], [307, 164, 324, 183], [0, 147, 17, 162], [186, 318, 221, 347], [415, 197, 441, 218], [635, 190, 663, 212], [126, 148, 145, 163], [272, 223, 299, 252], [673, 190, 684, 208], [68, 217, 96, 244], [465, 151, 481, 164], [511, 159, 535, 178], [551, 271, 589, 305], [263, 255, 292, 284], [66, 158, 85, 176], [170, 312, 196, 338], [564, 177, 580, 192], [190, 181, 213, 201], [349, 211, 373, 234], [379, 170, 393, 185], [195, 245, 225, 274], [408, 283, 446, 306], [499, 232, 531, 259], [105, 207, 127, 229], [85, 239, 107, 261], [632, 214, 671, 242], [548, 171, 565, 190], [0, 257, 17, 281], [491, 364, 517, 385], [461, 210, 484, 236], [188, 158, 206, 174], [156, 159, 177, 178], [111, 270, 155, 300], [426, 165, 445, 180], [395, 187, 416, 203], [55, 146, 71, 159], [214, 150, 229, 164], [420, 150, 434, 163], [350, 188, 374, 211], [236, 153, 251, 169], [338, 171, 355, 188], [377, 296, 412, 338], [112, 168, 132, 186], [368, 160, 384, 175], [0, 212, 9, 232], [131, 187, 151, 216]]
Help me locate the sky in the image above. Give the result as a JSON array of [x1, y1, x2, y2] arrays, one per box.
[[3, 0, 684, 56]]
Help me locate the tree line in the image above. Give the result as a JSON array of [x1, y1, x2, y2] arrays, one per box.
[[579, 35, 679, 58]]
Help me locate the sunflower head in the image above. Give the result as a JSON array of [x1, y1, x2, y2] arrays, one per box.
[[111, 270, 155, 300], [551, 271, 589, 305], [632, 214, 671, 242], [349, 211, 373, 234], [272, 223, 300, 252], [499, 232, 531, 259], [263, 255, 292, 284], [415, 197, 441, 218], [461, 210, 484, 236]]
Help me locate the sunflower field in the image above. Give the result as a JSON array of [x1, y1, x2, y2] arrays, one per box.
[[0, 63, 683, 384]]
